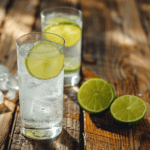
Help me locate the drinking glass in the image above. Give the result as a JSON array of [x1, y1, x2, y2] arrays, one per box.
[[41, 7, 82, 87], [16, 32, 65, 139]]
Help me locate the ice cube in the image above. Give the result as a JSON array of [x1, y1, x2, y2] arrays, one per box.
[[30, 100, 54, 121], [0, 91, 3, 104], [0, 65, 9, 90], [5, 90, 16, 100], [0, 65, 9, 81], [6, 74, 19, 90], [26, 75, 43, 88]]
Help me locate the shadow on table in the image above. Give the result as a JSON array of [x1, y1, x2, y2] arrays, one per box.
[[27, 129, 80, 150], [89, 109, 150, 138]]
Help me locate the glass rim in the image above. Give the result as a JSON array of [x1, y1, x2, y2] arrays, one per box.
[[16, 32, 65, 54], [40, 6, 82, 18]]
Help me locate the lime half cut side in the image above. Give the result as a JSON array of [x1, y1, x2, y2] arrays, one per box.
[[44, 18, 81, 47], [78, 78, 115, 113], [25, 42, 64, 80], [64, 57, 80, 73], [110, 95, 147, 126]]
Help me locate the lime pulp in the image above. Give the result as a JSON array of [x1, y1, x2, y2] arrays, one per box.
[[25, 42, 64, 80], [44, 17, 82, 47], [64, 57, 80, 73], [110, 95, 147, 126], [78, 78, 115, 113]]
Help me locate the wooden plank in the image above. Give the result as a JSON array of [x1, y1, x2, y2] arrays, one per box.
[[0, 98, 18, 150], [81, 0, 150, 149], [137, 0, 150, 93]]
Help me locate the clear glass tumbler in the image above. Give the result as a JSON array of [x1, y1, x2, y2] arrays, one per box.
[[41, 7, 82, 87], [16, 32, 65, 140]]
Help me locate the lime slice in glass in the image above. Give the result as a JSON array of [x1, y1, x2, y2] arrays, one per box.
[[64, 57, 80, 73], [110, 95, 147, 126], [44, 21, 81, 47], [25, 42, 64, 80], [47, 17, 75, 25], [25, 130, 46, 139], [43, 33, 65, 46], [78, 78, 115, 113]]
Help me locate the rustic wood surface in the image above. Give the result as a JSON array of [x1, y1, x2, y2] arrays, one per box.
[[0, 0, 149, 149]]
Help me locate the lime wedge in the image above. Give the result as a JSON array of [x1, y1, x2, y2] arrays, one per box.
[[25, 42, 64, 79], [78, 78, 115, 113], [44, 18, 81, 47], [64, 57, 80, 72], [110, 95, 147, 126]]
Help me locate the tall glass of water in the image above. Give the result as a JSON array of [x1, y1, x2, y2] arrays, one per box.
[[41, 7, 82, 86], [16, 32, 65, 139]]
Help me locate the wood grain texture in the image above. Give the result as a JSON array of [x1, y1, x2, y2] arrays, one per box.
[[1, 0, 150, 149], [81, 0, 150, 149], [0, 95, 19, 150], [0, 101, 15, 150]]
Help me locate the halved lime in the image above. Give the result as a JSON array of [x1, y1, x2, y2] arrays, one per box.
[[25, 42, 64, 79], [44, 18, 81, 47], [78, 78, 115, 113], [110, 95, 147, 126], [64, 57, 80, 73]]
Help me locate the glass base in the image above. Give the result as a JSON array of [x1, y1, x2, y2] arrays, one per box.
[[64, 70, 80, 87], [21, 126, 62, 140]]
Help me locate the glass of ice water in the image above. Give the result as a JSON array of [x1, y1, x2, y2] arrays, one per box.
[[16, 32, 65, 140], [41, 7, 82, 87]]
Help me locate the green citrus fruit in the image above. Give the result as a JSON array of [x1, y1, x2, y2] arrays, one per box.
[[78, 78, 115, 113], [44, 17, 81, 47], [64, 57, 80, 72], [25, 42, 64, 79], [110, 95, 147, 126]]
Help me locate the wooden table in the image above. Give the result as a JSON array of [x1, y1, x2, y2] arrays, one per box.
[[0, 0, 150, 149]]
